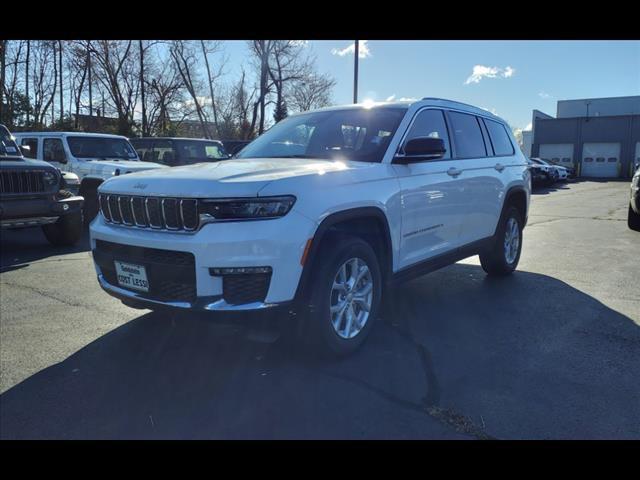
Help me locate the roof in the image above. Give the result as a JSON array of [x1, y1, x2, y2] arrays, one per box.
[[129, 137, 224, 143], [290, 97, 504, 123], [12, 131, 129, 140]]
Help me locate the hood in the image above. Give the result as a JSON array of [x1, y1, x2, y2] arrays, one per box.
[[99, 157, 371, 197], [0, 156, 58, 171], [85, 159, 165, 171]]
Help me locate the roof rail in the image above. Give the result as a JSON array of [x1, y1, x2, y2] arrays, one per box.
[[421, 97, 500, 117]]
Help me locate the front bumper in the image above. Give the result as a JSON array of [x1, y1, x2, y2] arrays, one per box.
[[0, 195, 84, 228], [89, 209, 317, 311]]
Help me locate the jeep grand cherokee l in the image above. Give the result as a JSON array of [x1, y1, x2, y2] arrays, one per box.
[[90, 98, 530, 356]]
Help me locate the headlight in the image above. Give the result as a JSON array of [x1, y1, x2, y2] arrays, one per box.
[[199, 196, 296, 220], [42, 170, 58, 186]]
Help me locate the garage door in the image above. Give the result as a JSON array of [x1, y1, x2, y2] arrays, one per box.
[[539, 144, 574, 170], [581, 143, 621, 178]]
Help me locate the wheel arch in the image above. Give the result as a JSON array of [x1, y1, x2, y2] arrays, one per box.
[[294, 207, 393, 304]]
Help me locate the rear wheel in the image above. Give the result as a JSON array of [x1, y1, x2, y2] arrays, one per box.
[[480, 206, 523, 276], [301, 235, 382, 357], [628, 204, 640, 231]]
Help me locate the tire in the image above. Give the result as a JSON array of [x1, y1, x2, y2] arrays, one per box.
[[80, 186, 99, 225], [42, 191, 84, 247], [480, 206, 523, 276], [628, 204, 640, 232], [300, 234, 382, 357]]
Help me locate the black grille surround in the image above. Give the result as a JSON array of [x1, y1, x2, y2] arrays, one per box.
[[94, 239, 197, 303], [0, 170, 47, 194], [99, 193, 199, 232]]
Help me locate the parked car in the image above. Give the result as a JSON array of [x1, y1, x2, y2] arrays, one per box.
[[221, 140, 251, 156], [12, 131, 166, 223], [90, 98, 530, 357], [530, 157, 563, 183], [628, 166, 640, 231], [1, 124, 84, 246], [129, 137, 231, 167], [547, 158, 576, 179], [527, 159, 551, 187]]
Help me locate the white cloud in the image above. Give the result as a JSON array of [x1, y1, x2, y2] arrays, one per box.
[[538, 91, 551, 99], [524, 122, 532, 131], [331, 40, 371, 58], [481, 106, 498, 115], [464, 65, 516, 85], [386, 94, 396, 101]]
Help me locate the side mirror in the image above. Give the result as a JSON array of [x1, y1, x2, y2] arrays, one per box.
[[19, 145, 31, 156], [395, 137, 446, 164]]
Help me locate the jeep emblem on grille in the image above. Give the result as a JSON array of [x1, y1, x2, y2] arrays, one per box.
[[133, 182, 148, 189]]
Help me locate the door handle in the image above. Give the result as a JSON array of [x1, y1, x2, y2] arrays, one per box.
[[494, 163, 505, 172], [447, 167, 462, 177]]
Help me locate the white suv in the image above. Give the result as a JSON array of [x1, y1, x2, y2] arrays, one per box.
[[12, 131, 166, 222], [90, 98, 530, 356]]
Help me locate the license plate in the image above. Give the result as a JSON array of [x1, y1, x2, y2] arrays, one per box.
[[114, 261, 149, 292]]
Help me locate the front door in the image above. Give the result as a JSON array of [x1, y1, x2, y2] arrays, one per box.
[[43, 137, 69, 172], [394, 108, 466, 270]]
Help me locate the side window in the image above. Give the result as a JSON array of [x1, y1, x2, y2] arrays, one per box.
[[404, 109, 451, 159], [131, 140, 152, 162], [20, 138, 38, 158], [43, 138, 65, 162], [448, 111, 487, 158], [153, 140, 174, 165], [484, 118, 515, 156]]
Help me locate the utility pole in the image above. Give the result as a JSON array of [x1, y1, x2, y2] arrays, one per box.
[[353, 40, 359, 104], [25, 40, 30, 125]]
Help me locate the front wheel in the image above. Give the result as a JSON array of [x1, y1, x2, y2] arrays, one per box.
[[480, 206, 523, 276], [42, 210, 83, 246], [302, 235, 382, 357], [628, 204, 640, 231]]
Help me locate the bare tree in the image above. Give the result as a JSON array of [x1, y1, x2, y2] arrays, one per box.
[[267, 40, 309, 122], [88, 40, 140, 135], [289, 70, 336, 112], [248, 40, 276, 135], [200, 40, 226, 137], [170, 40, 211, 138]]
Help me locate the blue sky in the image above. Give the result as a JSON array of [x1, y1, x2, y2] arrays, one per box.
[[187, 40, 640, 132]]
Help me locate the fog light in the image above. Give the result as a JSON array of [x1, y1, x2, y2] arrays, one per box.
[[62, 204, 69, 211], [209, 266, 272, 276]]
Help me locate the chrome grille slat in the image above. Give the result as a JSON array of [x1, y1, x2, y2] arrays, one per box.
[[100, 194, 201, 233]]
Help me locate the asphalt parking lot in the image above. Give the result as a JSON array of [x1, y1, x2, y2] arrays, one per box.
[[1, 180, 638, 439]]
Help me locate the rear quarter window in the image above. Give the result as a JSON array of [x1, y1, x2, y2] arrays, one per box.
[[484, 118, 515, 156]]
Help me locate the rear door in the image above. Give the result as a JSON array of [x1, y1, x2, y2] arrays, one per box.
[[393, 108, 467, 269], [446, 112, 506, 245]]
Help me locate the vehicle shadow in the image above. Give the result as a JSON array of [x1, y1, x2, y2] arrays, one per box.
[[0, 263, 638, 439], [0, 227, 91, 272], [531, 182, 572, 195]]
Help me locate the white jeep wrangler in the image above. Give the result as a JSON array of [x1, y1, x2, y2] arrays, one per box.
[[90, 98, 531, 356], [13, 131, 166, 223]]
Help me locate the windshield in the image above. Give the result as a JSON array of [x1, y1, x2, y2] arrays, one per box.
[[67, 136, 139, 160], [175, 140, 229, 162], [236, 107, 407, 163], [0, 126, 21, 158]]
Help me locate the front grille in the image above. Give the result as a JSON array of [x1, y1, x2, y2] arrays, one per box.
[[222, 273, 271, 305], [95, 240, 196, 303], [0, 170, 46, 194], [98, 194, 202, 232]]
